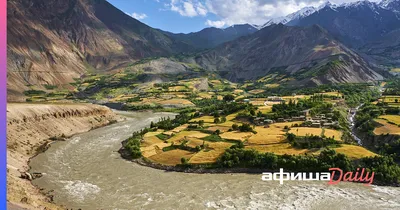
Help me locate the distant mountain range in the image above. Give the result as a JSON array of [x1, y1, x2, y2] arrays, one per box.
[[6, 0, 400, 101], [192, 24, 383, 84], [160, 24, 258, 50]]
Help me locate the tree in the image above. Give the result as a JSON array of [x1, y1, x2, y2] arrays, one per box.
[[198, 120, 204, 127], [223, 94, 235, 102], [181, 157, 188, 164], [286, 133, 296, 142], [232, 124, 239, 130], [221, 116, 227, 123], [395, 99, 399, 103], [214, 118, 220, 124]]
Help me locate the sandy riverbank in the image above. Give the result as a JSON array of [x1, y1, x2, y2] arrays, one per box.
[[7, 103, 121, 209]]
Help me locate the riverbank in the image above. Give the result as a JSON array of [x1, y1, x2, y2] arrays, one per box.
[[7, 103, 121, 209], [121, 155, 400, 187]]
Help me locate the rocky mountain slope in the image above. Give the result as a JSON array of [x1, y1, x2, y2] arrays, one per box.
[[161, 24, 258, 50], [192, 24, 383, 84], [7, 0, 193, 101], [361, 28, 400, 68]]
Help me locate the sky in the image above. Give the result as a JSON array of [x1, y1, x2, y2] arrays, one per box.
[[107, 0, 382, 33]]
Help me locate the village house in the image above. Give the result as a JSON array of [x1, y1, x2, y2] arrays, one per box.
[[267, 96, 285, 102]]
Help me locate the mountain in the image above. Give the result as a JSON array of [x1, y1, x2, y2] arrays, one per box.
[[381, 0, 400, 14], [360, 28, 400, 68], [192, 24, 383, 84], [7, 0, 193, 101], [161, 24, 258, 50], [261, 7, 317, 28], [287, 1, 400, 48]]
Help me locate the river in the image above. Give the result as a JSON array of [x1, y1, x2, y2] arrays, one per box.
[[349, 104, 364, 145], [29, 111, 400, 210]]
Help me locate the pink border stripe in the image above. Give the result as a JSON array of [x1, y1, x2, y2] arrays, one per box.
[[0, 0, 6, 207]]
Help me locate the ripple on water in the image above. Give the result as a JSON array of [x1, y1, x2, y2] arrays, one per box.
[[61, 180, 101, 203]]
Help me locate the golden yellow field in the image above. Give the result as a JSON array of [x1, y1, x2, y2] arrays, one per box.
[[207, 126, 231, 133], [158, 99, 195, 106], [248, 134, 284, 145], [141, 142, 170, 158], [249, 89, 265, 94], [219, 131, 253, 141], [381, 96, 400, 103], [374, 119, 400, 135], [265, 83, 280, 88], [247, 123, 303, 145], [391, 68, 400, 73], [168, 86, 187, 91], [148, 149, 195, 165], [198, 92, 213, 99], [189, 149, 225, 164], [321, 91, 343, 97], [190, 116, 215, 123], [282, 95, 309, 102], [273, 122, 304, 128], [378, 115, 400, 126], [334, 145, 377, 159], [258, 106, 272, 114], [250, 99, 266, 106], [167, 131, 209, 144], [189, 141, 233, 164], [288, 127, 342, 140], [322, 128, 342, 140], [234, 89, 244, 94], [289, 127, 323, 137], [246, 144, 310, 155], [170, 124, 189, 133]]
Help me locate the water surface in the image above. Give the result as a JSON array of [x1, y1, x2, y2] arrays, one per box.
[[30, 111, 400, 209]]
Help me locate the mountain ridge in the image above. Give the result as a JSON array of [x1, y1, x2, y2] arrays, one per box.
[[191, 24, 383, 84]]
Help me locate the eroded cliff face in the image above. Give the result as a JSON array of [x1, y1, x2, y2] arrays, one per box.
[[6, 103, 121, 209]]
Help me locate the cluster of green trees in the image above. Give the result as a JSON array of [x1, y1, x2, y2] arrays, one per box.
[[217, 148, 400, 185], [150, 113, 192, 130], [286, 133, 339, 149], [354, 104, 384, 134], [265, 97, 327, 119], [193, 99, 251, 116], [237, 123, 256, 133], [124, 129, 151, 158], [383, 79, 400, 96]]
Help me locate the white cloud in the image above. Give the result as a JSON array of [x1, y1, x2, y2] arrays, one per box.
[[203, 0, 328, 26], [166, 0, 383, 27], [131, 12, 148, 20], [169, 0, 208, 17], [205, 20, 226, 28]]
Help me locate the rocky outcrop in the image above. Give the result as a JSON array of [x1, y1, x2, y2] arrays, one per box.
[[6, 103, 121, 209]]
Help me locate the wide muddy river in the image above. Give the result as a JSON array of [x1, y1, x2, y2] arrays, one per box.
[[30, 111, 400, 209]]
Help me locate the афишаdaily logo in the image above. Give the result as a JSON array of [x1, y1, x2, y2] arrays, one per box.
[[261, 168, 375, 185]]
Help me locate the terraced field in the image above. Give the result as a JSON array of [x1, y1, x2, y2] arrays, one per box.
[[374, 119, 400, 135]]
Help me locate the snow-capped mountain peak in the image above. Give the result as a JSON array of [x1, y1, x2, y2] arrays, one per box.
[[261, 6, 317, 28], [380, 0, 400, 13], [287, 6, 317, 19], [317, 1, 337, 10]]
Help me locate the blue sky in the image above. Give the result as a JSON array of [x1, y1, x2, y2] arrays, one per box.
[[107, 0, 381, 33], [107, 0, 222, 33]]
